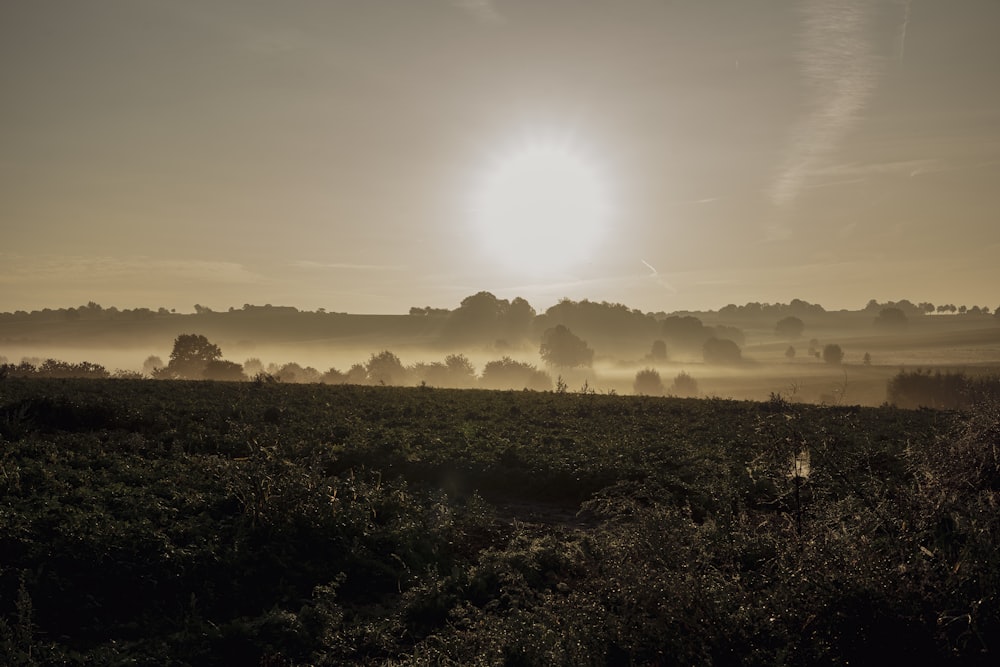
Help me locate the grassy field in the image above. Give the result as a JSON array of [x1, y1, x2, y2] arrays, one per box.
[[2, 377, 999, 664], [3, 309, 998, 407]]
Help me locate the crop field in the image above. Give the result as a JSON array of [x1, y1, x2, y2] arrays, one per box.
[[2, 377, 999, 665]]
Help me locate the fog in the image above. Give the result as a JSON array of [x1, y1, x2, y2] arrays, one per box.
[[2, 296, 997, 406]]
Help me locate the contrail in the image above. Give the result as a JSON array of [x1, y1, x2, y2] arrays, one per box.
[[641, 259, 658, 276]]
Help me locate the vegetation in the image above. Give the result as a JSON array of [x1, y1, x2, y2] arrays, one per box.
[[2, 377, 998, 664], [887, 369, 1000, 410], [775, 315, 805, 339], [539, 325, 594, 368], [823, 343, 844, 365], [632, 368, 664, 395]]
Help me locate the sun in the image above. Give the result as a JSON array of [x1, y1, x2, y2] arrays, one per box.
[[471, 138, 612, 275]]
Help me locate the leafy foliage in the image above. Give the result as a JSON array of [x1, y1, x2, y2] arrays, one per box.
[[157, 333, 223, 379], [888, 369, 1000, 409], [0, 377, 997, 664], [823, 343, 844, 365], [539, 324, 594, 368], [632, 368, 664, 396], [703, 336, 742, 364]]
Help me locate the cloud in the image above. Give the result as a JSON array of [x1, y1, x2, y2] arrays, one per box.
[[898, 0, 913, 62], [769, 0, 883, 208], [0, 255, 260, 286], [292, 260, 407, 272], [451, 0, 504, 24]]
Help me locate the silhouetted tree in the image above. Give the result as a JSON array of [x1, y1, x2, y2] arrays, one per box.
[[785, 346, 796, 360], [320, 367, 347, 384], [633, 368, 664, 396], [411, 361, 450, 387], [36, 359, 110, 379], [874, 307, 908, 330], [863, 352, 872, 366], [366, 351, 407, 385], [243, 358, 265, 377], [203, 360, 246, 382], [142, 355, 164, 376], [662, 316, 712, 352], [346, 364, 367, 384], [775, 316, 805, 339], [480, 357, 551, 391], [159, 334, 223, 379], [539, 325, 594, 368], [670, 371, 699, 397], [647, 340, 668, 363], [505, 296, 536, 340], [823, 343, 844, 365], [445, 354, 477, 388], [276, 363, 320, 383], [446, 291, 508, 342], [703, 337, 742, 364]]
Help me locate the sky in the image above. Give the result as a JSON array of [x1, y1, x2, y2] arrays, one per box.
[[2, 0, 999, 315]]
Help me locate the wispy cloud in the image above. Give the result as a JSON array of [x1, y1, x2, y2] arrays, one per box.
[[898, 0, 913, 62], [769, 0, 883, 208], [451, 0, 504, 24], [0, 255, 260, 286], [815, 158, 942, 178], [292, 260, 407, 272]]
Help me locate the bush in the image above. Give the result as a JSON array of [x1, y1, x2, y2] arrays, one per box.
[[633, 368, 664, 396], [703, 337, 742, 365], [887, 370, 1000, 409], [670, 371, 699, 397], [480, 357, 552, 391], [823, 344, 844, 365]]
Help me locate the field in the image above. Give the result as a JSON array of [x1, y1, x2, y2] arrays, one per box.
[[2, 305, 998, 408], [2, 377, 999, 665]]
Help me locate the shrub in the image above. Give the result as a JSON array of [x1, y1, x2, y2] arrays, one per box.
[[480, 357, 552, 391], [703, 337, 742, 365], [822, 344, 844, 365], [670, 371, 699, 397], [633, 368, 664, 396]]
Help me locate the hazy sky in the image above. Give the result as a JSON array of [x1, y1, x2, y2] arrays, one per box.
[[2, 0, 999, 314]]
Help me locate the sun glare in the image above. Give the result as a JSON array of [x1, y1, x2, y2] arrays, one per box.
[[472, 139, 612, 275]]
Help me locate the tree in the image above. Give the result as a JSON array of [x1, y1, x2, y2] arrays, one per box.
[[823, 343, 844, 365], [445, 354, 477, 388], [785, 346, 796, 360], [703, 337, 742, 365], [160, 334, 222, 379], [633, 368, 664, 396], [647, 340, 668, 363], [243, 358, 265, 377], [670, 371, 699, 397], [874, 307, 908, 330], [480, 357, 551, 391], [142, 355, 164, 376], [202, 360, 246, 382], [539, 325, 594, 368], [775, 316, 805, 340], [276, 363, 320, 383], [366, 350, 407, 385], [862, 352, 872, 366]]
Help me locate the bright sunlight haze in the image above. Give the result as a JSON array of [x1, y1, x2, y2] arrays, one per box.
[[471, 139, 612, 277]]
